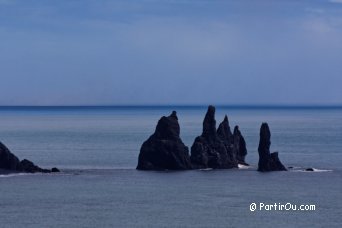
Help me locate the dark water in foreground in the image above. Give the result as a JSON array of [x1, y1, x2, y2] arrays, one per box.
[[0, 107, 341, 227]]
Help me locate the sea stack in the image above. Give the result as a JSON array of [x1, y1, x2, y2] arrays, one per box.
[[137, 111, 192, 170], [190, 106, 238, 169], [0, 141, 59, 173], [217, 115, 239, 167], [233, 126, 248, 166], [257, 123, 287, 172]]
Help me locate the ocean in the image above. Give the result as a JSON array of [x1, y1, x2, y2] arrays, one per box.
[[0, 106, 341, 227]]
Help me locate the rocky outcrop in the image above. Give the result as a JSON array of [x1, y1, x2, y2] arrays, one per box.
[[233, 126, 248, 166], [51, 167, 60, 172], [217, 116, 233, 142], [0, 141, 59, 173], [137, 111, 192, 170], [257, 123, 287, 172], [0, 142, 21, 170], [190, 106, 238, 169], [19, 159, 60, 173], [137, 106, 249, 171], [217, 115, 238, 168]]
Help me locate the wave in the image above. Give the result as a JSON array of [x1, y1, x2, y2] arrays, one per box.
[[289, 167, 333, 172], [0, 173, 35, 178], [306, 168, 333, 172]]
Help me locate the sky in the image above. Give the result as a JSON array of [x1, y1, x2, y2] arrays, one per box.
[[0, 0, 342, 106]]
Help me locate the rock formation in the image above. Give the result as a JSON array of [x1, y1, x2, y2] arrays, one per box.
[[217, 116, 233, 142], [233, 126, 248, 166], [217, 115, 238, 167], [257, 123, 287, 172], [0, 141, 59, 173], [190, 106, 238, 169], [137, 111, 192, 170], [137, 106, 249, 171]]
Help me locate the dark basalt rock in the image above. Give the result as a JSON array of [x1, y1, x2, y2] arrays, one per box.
[[217, 115, 233, 142], [0, 141, 59, 173], [305, 168, 314, 172], [257, 123, 287, 172], [217, 115, 238, 168], [190, 106, 237, 169], [137, 111, 192, 170], [233, 126, 249, 166], [19, 159, 51, 173], [0, 142, 21, 170], [51, 167, 60, 172]]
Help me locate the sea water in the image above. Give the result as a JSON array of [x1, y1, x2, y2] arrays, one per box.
[[0, 106, 341, 227]]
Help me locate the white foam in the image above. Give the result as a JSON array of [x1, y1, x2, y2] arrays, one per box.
[[238, 164, 250, 169], [0, 173, 33, 178], [291, 168, 333, 172], [311, 168, 333, 172]]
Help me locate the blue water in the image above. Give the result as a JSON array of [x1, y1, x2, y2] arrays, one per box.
[[0, 107, 341, 227]]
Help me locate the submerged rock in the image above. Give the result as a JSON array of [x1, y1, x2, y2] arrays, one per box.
[[257, 123, 287, 172], [0, 141, 59, 173], [305, 168, 314, 172], [190, 106, 238, 169], [137, 111, 192, 170]]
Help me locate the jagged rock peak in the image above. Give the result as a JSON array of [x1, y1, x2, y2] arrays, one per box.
[[233, 125, 248, 166], [154, 111, 180, 139], [217, 115, 232, 139], [190, 106, 238, 169], [259, 123, 271, 152], [202, 105, 217, 138], [257, 123, 287, 172], [170, 111, 178, 119], [137, 111, 192, 170]]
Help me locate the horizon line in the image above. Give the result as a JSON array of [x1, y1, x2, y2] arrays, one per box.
[[0, 104, 341, 109]]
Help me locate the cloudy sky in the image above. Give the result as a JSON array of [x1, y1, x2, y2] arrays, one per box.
[[0, 0, 341, 105]]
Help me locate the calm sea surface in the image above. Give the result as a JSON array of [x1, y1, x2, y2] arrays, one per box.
[[0, 106, 341, 227]]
